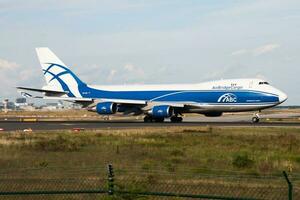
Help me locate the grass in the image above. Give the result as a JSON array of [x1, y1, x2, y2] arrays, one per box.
[[0, 126, 299, 199], [0, 126, 299, 175]]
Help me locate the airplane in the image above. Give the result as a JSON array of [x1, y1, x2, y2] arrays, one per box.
[[17, 47, 288, 123]]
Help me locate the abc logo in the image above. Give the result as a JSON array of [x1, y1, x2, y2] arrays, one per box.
[[217, 93, 237, 103]]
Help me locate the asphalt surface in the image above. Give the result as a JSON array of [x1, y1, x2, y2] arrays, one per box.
[[0, 120, 300, 131]]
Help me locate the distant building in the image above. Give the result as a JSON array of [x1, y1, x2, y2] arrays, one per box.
[[7, 102, 15, 110], [40, 103, 60, 110], [20, 104, 36, 111], [15, 98, 28, 108], [47, 103, 59, 107], [16, 97, 26, 104]]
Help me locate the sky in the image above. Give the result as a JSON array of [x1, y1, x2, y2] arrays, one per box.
[[0, 0, 299, 105]]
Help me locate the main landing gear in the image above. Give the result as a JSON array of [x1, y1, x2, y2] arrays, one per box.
[[143, 116, 165, 123], [143, 115, 183, 123], [170, 116, 183, 123], [143, 115, 152, 122], [252, 113, 260, 123]]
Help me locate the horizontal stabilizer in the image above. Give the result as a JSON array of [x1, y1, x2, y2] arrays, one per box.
[[17, 86, 67, 94], [20, 92, 33, 98]]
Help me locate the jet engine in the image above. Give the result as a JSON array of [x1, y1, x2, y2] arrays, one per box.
[[150, 105, 174, 118], [96, 102, 117, 115]]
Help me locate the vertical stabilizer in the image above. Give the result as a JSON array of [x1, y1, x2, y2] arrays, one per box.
[[36, 47, 86, 97]]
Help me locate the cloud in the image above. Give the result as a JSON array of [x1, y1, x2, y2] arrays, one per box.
[[253, 44, 280, 56], [0, 58, 19, 70], [231, 49, 248, 56], [99, 63, 147, 84], [210, 0, 300, 18], [121, 63, 145, 82], [231, 43, 280, 57], [18, 68, 40, 82], [124, 63, 135, 72], [126, 64, 145, 79], [255, 74, 267, 80], [107, 69, 117, 81], [0, 0, 157, 15], [0, 1, 299, 104]]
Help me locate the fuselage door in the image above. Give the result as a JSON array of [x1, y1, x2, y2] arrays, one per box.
[[249, 80, 253, 89]]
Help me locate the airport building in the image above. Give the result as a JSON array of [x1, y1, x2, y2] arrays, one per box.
[[0, 97, 82, 112]]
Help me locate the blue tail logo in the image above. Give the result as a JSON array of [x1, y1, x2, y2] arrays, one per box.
[[43, 63, 86, 97]]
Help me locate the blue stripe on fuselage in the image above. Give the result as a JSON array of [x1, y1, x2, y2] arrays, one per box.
[[78, 85, 279, 104]]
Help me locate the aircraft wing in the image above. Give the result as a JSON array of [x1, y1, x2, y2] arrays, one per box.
[[17, 87, 146, 105], [98, 98, 146, 105], [43, 97, 146, 105]]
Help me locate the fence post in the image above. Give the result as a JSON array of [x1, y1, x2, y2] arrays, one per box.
[[107, 164, 114, 195], [283, 171, 293, 200]]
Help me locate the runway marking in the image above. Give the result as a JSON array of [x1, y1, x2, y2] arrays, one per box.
[[61, 124, 76, 126]]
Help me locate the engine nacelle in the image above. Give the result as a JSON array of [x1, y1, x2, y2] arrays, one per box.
[[204, 112, 223, 117], [96, 102, 117, 115], [151, 105, 174, 118]]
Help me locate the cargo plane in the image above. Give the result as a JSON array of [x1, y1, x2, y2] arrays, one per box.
[[17, 48, 287, 123]]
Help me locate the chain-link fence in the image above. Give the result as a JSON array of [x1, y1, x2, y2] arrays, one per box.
[[0, 165, 298, 200]]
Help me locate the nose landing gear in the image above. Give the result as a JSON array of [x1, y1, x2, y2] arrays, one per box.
[[252, 113, 260, 123]]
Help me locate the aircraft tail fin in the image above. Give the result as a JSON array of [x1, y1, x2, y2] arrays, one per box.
[[35, 47, 86, 97]]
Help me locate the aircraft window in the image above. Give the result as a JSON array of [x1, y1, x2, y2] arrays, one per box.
[[259, 82, 269, 85]]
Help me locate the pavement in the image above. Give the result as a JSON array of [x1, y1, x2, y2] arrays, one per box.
[[0, 112, 299, 131], [0, 120, 300, 131]]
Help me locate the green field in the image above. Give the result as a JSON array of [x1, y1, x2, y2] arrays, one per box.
[[0, 126, 300, 175], [0, 126, 299, 199]]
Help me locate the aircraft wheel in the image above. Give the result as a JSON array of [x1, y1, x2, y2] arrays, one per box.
[[154, 118, 165, 123], [144, 116, 153, 123], [177, 117, 183, 122], [171, 116, 183, 123], [252, 116, 260, 123]]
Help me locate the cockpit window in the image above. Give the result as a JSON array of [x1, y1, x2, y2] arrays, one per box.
[[259, 82, 269, 85]]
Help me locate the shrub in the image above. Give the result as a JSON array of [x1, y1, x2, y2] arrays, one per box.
[[141, 160, 155, 170], [37, 161, 49, 168], [170, 157, 183, 164], [257, 161, 273, 174], [182, 126, 212, 133], [34, 135, 88, 152], [146, 174, 157, 184], [232, 152, 254, 168], [292, 156, 300, 163], [164, 162, 176, 172], [170, 149, 185, 157], [114, 182, 148, 200]]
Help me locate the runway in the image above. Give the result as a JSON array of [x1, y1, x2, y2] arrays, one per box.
[[0, 120, 300, 131]]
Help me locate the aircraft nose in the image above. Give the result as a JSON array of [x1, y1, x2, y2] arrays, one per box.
[[278, 91, 288, 103]]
